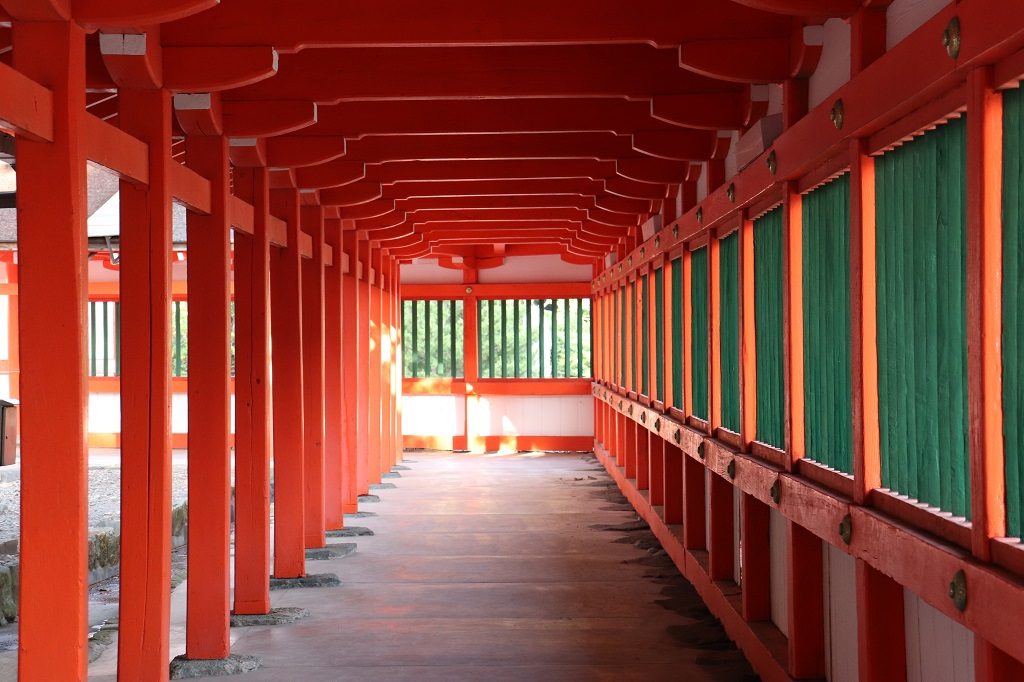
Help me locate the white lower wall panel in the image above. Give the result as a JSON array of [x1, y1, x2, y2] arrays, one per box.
[[823, 544, 859, 682], [471, 395, 593, 436], [401, 395, 465, 437], [769, 508, 789, 637], [904, 588, 975, 682]]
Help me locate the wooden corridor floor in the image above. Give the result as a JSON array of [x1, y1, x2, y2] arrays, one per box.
[[109, 451, 757, 681]]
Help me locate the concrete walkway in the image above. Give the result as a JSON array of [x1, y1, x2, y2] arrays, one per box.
[[141, 450, 755, 682]]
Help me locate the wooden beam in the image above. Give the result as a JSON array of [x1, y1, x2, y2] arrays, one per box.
[[85, 112, 149, 184], [0, 61, 53, 141]]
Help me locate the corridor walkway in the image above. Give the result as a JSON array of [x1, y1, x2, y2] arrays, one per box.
[[187, 451, 756, 681]]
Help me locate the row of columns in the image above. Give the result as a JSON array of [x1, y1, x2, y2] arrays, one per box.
[[11, 24, 403, 679]]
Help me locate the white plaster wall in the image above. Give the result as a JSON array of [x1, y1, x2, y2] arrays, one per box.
[[471, 395, 593, 437], [904, 587, 975, 682], [87, 392, 236, 435], [401, 395, 465, 436], [477, 255, 591, 283], [769, 508, 790, 636], [823, 544, 859, 682], [400, 259, 464, 285], [887, 0, 950, 50], [809, 19, 852, 109]]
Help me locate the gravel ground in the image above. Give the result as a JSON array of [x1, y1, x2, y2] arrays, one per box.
[[0, 462, 189, 545]]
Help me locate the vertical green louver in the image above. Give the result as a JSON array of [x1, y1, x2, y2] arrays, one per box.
[[876, 117, 969, 518], [719, 233, 740, 432], [1005, 87, 1024, 537], [630, 281, 637, 391], [671, 258, 684, 409], [641, 274, 650, 396], [754, 208, 785, 448], [655, 268, 665, 403], [691, 248, 709, 420], [620, 287, 627, 386], [803, 175, 854, 473]]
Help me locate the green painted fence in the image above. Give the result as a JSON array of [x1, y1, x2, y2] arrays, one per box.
[[476, 298, 590, 379], [754, 208, 785, 449], [802, 175, 854, 474], [691, 247, 709, 420], [1004, 86, 1024, 537], [641, 274, 650, 396], [876, 117, 969, 518], [654, 267, 665, 403], [402, 299, 464, 378], [671, 258, 684, 409], [719, 233, 740, 432]]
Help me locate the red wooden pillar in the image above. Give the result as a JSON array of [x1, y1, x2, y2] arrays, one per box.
[[682, 453, 706, 549], [355, 237, 371, 494], [624, 417, 637, 478], [117, 87, 174, 679], [184, 134, 232, 660], [786, 521, 825, 678], [649, 432, 664, 506], [270, 189, 306, 578], [301, 205, 326, 549], [740, 493, 770, 621], [379, 258, 393, 473], [707, 472, 734, 581], [232, 167, 272, 614], [663, 443, 684, 525], [855, 559, 906, 682], [635, 428, 649, 490], [13, 20, 90, 680], [367, 247, 383, 484], [341, 228, 363, 508], [394, 265, 404, 462], [323, 218, 345, 528]]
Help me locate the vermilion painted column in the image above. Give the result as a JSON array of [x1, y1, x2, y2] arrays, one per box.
[[740, 494, 770, 622], [663, 443, 684, 524], [855, 559, 906, 682], [270, 189, 306, 578], [301, 205, 326, 548], [367, 247, 383, 484], [184, 134, 232, 659], [323, 218, 345, 528], [13, 20, 90, 681], [341, 228, 363, 509], [117, 87, 174, 680], [355, 237, 371, 495], [682, 454, 706, 550], [786, 521, 825, 678], [393, 264, 403, 464], [232, 167, 272, 614], [707, 472, 734, 581], [378, 259, 391, 475]]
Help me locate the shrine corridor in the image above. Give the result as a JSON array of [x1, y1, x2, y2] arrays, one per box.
[[102, 452, 754, 682]]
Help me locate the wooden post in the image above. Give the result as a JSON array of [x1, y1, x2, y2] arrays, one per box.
[[649, 432, 665, 505], [740, 217, 756, 449], [855, 559, 906, 682], [786, 521, 825, 678], [367, 246, 383, 483], [324, 218, 345, 528], [663, 443, 684, 525], [355, 237, 371, 494], [682, 455, 706, 549], [13, 20, 90, 680], [232, 167, 273, 614], [117, 87, 174, 679], [740, 493, 770, 621], [184, 133, 232, 659], [270, 189, 306, 578], [784, 183, 804, 469], [341, 227, 363, 508], [707, 472, 734, 581], [301, 205, 326, 549]]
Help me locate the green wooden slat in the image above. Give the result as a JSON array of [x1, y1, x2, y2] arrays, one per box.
[[691, 248, 709, 420], [89, 302, 97, 376], [620, 287, 627, 386], [424, 299, 433, 376], [719, 233, 740, 432], [114, 302, 121, 376], [641, 275, 650, 396], [174, 301, 182, 377], [1005, 86, 1024, 537], [803, 175, 854, 473], [436, 300, 444, 375], [875, 117, 969, 518], [671, 258, 683, 409], [654, 269, 665, 402], [411, 301, 419, 377], [754, 208, 785, 448], [576, 298, 584, 378]]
